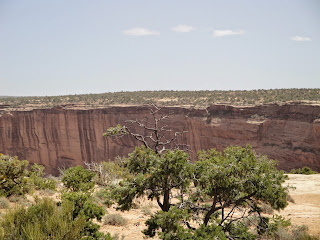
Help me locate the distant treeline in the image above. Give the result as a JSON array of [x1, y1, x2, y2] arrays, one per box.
[[1, 89, 319, 109]]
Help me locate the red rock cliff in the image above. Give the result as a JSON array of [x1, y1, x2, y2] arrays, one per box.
[[0, 104, 319, 175]]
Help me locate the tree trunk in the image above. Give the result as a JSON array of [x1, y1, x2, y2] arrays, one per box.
[[163, 189, 170, 212]]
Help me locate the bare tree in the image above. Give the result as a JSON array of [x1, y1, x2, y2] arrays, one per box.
[[103, 103, 189, 155]]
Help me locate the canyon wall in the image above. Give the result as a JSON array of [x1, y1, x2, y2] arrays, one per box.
[[0, 104, 320, 175]]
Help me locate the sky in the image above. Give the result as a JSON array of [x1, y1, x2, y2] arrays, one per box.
[[0, 0, 319, 96]]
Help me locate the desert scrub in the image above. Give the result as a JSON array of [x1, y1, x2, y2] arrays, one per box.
[[38, 189, 56, 196], [290, 167, 318, 175], [250, 114, 267, 119], [259, 202, 274, 214], [0, 197, 115, 240], [104, 214, 127, 226], [274, 225, 318, 240], [0, 197, 9, 209], [112, 233, 125, 240], [141, 205, 153, 216], [8, 195, 25, 203], [85, 158, 131, 186], [141, 206, 152, 216], [0, 198, 85, 240], [94, 188, 113, 206], [28, 164, 57, 191]]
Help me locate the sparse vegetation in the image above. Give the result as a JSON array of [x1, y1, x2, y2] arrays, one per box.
[[272, 224, 318, 240], [1, 89, 319, 110]]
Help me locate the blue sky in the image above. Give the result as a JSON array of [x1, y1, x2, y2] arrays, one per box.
[[0, 0, 319, 96]]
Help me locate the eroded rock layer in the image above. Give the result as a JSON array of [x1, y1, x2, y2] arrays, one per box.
[[0, 104, 319, 175]]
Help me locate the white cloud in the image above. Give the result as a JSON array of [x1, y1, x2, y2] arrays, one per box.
[[171, 25, 195, 33], [213, 29, 245, 37], [290, 36, 311, 42], [123, 27, 160, 36]]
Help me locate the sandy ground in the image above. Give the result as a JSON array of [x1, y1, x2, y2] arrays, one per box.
[[100, 198, 160, 240], [100, 174, 320, 239], [279, 174, 320, 236]]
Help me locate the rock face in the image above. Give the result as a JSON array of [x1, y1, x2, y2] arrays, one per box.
[[0, 104, 320, 175]]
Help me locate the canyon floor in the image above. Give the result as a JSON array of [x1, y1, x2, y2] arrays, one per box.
[[99, 174, 320, 239]]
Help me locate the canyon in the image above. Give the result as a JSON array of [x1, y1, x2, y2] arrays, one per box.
[[0, 103, 319, 175]]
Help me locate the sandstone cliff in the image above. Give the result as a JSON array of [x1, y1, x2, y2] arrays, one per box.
[[0, 104, 319, 175]]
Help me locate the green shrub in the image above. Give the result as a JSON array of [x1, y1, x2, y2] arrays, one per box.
[[0, 197, 115, 240], [290, 167, 318, 175], [104, 214, 127, 226], [0, 198, 86, 240], [0, 155, 55, 197], [0, 197, 9, 209], [62, 166, 96, 192], [28, 164, 57, 191], [60, 166, 109, 239], [0, 154, 29, 196], [94, 188, 113, 207]]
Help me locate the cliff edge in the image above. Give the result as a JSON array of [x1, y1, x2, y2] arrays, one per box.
[[0, 103, 319, 175]]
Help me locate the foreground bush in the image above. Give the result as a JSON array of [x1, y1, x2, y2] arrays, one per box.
[[0, 154, 29, 196], [0, 154, 56, 197], [0, 198, 87, 239], [0, 197, 115, 240], [61, 166, 110, 239]]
